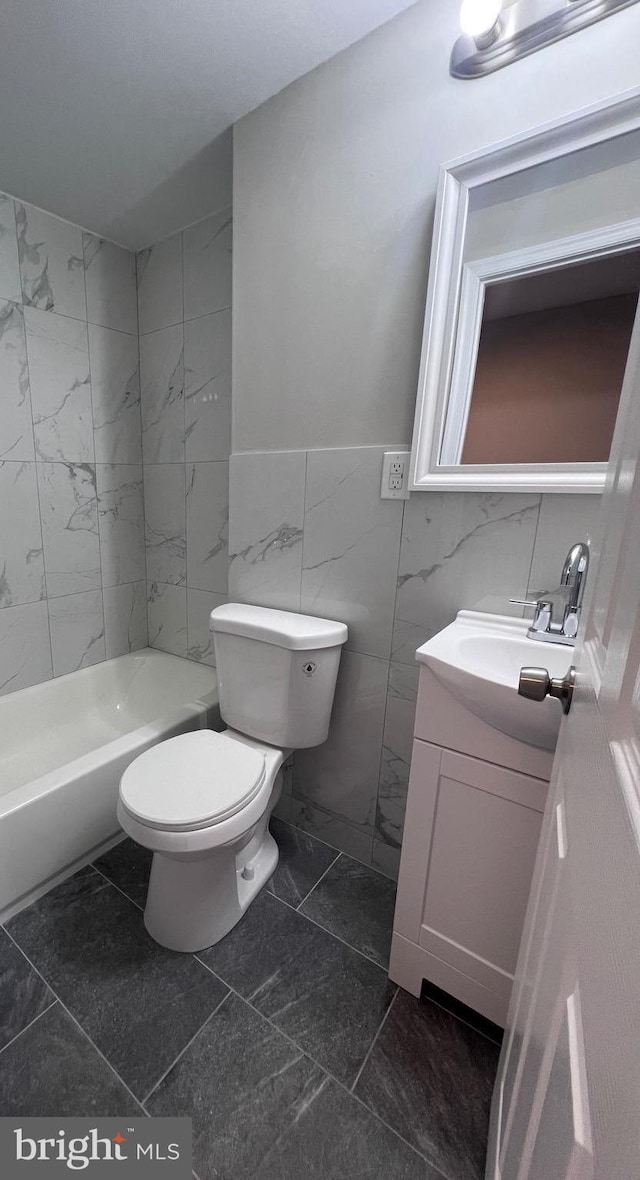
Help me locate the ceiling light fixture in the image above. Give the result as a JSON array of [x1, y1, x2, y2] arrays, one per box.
[[451, 0, 639, 79]]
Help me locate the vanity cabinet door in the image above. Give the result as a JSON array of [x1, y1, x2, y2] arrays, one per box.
[[391, 740, 547, 1025]]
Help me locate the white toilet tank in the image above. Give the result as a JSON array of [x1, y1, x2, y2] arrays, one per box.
[[210, 604, 348, 748]]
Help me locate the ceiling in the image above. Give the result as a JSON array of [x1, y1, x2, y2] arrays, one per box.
[[0, 0, 418, 249]]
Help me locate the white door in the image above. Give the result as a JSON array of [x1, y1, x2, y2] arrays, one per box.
[[487, 302, 640, 1180]]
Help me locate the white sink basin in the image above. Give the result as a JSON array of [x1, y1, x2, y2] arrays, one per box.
[[416, 611, 574, 751]]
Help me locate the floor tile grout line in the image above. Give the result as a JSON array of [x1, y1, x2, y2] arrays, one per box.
[[93, 850, 499, 1047], [140, 988, 232, 1106], [93, 846, 490, 1047], [4, 898, 449, 1180], [272, 827, 500, 1044], [349, 985, 399, 1094], [93, 831, 392, 973], [1, 926, 147, 1114], [93, 841, 389, 972], [193, 957, 356, 1094], [47, 847, 493, 1069], [91, 840, 388, 971], [338, 1077, 450, 1180], [293, 850, 342, 911], [274, 815, 396, 885], [91, 862, 145, 911], [191, 957, 444, 1174], [275, 813, 348, 860], [0, 998, 58, 1058], [269, 886, 390, 973]]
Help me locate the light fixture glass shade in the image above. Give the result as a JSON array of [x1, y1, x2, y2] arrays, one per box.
[[459, 0, 502, 44]]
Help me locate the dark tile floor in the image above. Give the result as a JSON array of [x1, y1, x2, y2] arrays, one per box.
[[0, 816, 500, 1180]]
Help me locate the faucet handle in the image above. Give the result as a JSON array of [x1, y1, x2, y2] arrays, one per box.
[[562, 605, 580, 639], [508, 589, 547, 608], [530, 601, 553, 633]]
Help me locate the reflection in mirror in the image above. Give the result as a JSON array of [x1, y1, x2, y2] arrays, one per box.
[[458, 250, 639, 466]]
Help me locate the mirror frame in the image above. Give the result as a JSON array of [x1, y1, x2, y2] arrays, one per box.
[[410, 87, 640, 494]]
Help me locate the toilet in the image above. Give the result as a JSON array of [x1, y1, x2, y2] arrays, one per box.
[[117, 603, 348, 952]]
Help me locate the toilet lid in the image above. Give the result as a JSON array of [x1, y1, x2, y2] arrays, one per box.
[[119, 730, 266, 831]]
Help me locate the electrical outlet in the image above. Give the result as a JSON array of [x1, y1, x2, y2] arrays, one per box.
[[381, 451, 410, 499]]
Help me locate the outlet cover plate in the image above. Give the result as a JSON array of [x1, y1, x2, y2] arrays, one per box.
[[381, 451, 410, 499]]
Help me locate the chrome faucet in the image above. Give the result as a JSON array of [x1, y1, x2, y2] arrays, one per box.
[[511, 541, 589, 646]]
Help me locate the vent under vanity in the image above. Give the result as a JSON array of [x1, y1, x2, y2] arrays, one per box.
[[389, 545, 585, 1026]]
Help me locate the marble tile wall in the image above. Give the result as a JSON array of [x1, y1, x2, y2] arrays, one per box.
[[229, 446, 598, 877], [0, 192, 147, 694], [136, 209, 232, 663]]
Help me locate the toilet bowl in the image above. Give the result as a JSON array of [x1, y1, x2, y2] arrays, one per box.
[[118, 604, 347, 952], [118, 728, 287, 951]]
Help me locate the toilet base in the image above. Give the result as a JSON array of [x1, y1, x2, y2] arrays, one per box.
[[143, 822, 279, 953]]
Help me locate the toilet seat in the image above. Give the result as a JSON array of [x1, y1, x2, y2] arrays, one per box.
[[119, 730, 266, 832]]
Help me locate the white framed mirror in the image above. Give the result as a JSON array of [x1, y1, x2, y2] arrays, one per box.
[[410, 89, 640, 493]]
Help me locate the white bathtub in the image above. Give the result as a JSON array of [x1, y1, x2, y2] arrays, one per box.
[[0, 648, 219, 921]]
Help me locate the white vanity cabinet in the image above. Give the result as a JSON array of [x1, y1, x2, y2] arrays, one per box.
[[389, 658, 553, 1027]]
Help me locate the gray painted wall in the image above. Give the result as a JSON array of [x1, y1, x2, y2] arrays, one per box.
[[232, 0, 640, 453]]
